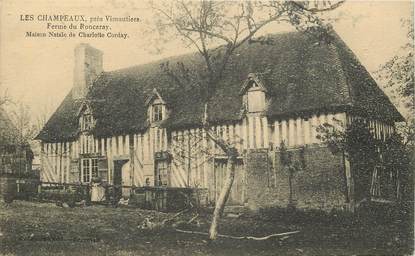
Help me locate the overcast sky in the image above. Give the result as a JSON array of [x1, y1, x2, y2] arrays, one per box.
[[0, 0, 412, 119]]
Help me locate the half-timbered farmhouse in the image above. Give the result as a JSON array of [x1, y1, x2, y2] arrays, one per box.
[[36, 31, 403, 211]]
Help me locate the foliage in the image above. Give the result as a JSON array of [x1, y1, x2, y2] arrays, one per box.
[[383, 132, 413, 202], [317, 118, 410, 173], [376, 18, 414, 113], [315, 118, 346, 154], [382, 132, 410, 172], [376, 18, 414, 152], [317, 119, 370, 200], [317, 118, 378, 165], [39, 185, 89, 205], [279, 141, 305, 171], [396, 119, 415, 148], [317, 118, 412, 201]]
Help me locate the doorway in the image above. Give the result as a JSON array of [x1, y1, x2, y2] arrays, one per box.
[[155, 158, 170, 187], [113, 159, 129, 199]]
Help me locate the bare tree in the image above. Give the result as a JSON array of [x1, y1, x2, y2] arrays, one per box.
[[10, 102, 37, 145], [148, 0, 344, 240], [0, 86, 11, 107], [35, 101, 54, 134], [0, 86, 14, 146], [169, 130, 212, 188]]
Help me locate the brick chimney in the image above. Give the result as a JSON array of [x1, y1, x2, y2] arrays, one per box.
[[72, 43, 103, 100]]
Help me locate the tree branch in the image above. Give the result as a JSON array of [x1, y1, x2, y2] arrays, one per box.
[[290, 0, 345, 13], [175, 228, 300, 240]]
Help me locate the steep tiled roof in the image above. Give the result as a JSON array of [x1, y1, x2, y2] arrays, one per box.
[[36, 31, 403, 142]]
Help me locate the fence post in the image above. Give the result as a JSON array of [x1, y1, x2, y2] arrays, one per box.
[[37, 182, 42, 199], [104, 184, 110, 204]]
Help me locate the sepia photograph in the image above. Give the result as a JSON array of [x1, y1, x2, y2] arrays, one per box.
[[0, 0, 413, 255]]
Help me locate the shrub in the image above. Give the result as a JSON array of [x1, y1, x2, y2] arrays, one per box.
[[39, 185, 89, 204]]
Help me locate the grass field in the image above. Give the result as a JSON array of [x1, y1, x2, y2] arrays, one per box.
[[0, 201, 413, 256]]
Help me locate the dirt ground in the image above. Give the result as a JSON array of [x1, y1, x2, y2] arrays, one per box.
[[0, 201, 413, 256]]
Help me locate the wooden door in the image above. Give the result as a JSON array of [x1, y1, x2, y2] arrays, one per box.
[[121, 160, 131, 197], [113, 160, 128, 199], [214, 158, 245, 205]]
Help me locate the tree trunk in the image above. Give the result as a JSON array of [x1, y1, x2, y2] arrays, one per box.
[[209, 155, 236, 240], [288, 167, 293, 205]]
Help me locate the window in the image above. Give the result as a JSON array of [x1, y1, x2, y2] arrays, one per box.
[[155, 159, 169, 186], [81, 114, 94, 131], [82, 159, 90, 183], [91, 158, 98, 178], [152, 104, 164, 122], [81, 158, 98, 183]]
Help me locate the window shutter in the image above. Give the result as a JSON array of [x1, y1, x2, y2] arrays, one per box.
[[98, 158, 108, 182]]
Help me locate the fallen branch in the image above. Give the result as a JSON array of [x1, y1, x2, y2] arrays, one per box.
[[175, 229, 299, 241], [139, 208, 191, 230], [161, 208, 190, 225], [187, 214, 199, 224]]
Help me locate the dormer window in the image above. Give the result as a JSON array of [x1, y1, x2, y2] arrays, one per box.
[[152, 103, 164, 122], [240, 73, 267, 113], [78, 102, 94, 132], [80, 113, 94, 131], [146, 88, 167, 124]]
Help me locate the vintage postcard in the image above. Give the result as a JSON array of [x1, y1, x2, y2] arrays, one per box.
[[0, 0, 413, 255]]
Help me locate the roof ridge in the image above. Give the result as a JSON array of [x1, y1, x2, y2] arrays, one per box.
[[105, 31, 302, 75]]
